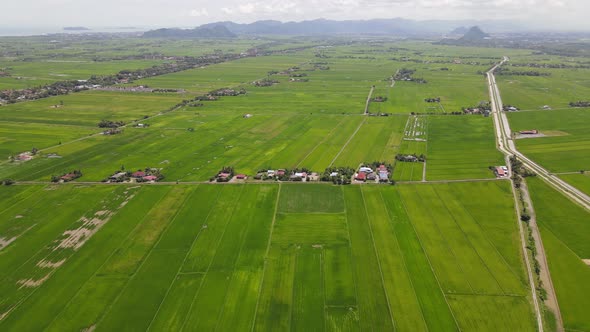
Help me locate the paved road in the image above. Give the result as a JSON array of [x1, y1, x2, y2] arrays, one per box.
[[488, 59, 590, 211], [488, 58, 564, 332]]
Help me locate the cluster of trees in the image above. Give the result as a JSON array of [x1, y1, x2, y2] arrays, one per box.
[[253, 79, 279, 87], [166, 87, 248, 113], [389, 57, 487, 67], [209, 88, 246, 96], [424, 97, 441, 103], [0, 80, 87, 104], [312, 63, 330, 70], [1, 179, 15, 185], [393, 68, 427, 83], [289, 73, 307, 78], [509, 155, 536, 189], [212, 166, 234, 182], [569, 101, 590, 107], [0, 52, 247, 105], [320, 167, 355, 185], [395, 154, 426, 162], [494, 67, 550, 77], [51, 170, 82, 183], [462, 101, 491, 113], [510, 62, 590, 69], [98, 120, 125, 128], [152, 88, 182, 93]]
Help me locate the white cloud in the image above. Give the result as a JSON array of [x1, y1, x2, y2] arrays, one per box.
[[238, 3, 256, 14], [189, 8, 209, 17], [0, 0, 588, 31]]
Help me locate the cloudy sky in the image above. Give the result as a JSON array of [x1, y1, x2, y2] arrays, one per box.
[[2, 0, 589, 31]]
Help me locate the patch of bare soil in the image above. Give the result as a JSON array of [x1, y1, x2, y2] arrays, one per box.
[[14, 215, 23, 219], [0, 236, 17, 251], [81, 325, 96, 332], [583, 259, 590, 266], [17, 273, 51, 288], [0, 307, 15, 321], [56, 215, 111, 251], [37, 258, 66, 268]]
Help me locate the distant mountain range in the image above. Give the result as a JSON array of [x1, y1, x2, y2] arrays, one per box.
[[63, 26, 90, 31], [142, 18, 527, 38], [143, 25, 236, 38]]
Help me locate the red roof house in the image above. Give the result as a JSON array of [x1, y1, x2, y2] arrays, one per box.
[[132, 171, 146, 178]]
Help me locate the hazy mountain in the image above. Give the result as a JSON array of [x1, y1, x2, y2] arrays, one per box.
[[197, 18, 525, 36], [459, 26, 489, 41], [450, 26, 469, 35], [437, 26, 494, 46], [63, 26, 90, 31], [143, 25, 236, 38]]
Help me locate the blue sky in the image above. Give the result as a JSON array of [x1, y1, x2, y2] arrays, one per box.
[[2, 0, 588, 31]]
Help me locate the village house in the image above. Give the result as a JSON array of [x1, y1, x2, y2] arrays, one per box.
[[131, 171, 146, 178], [520, 130, 539, 135], [109, 172, 127, 181], [495, 166, 508, 178], [60, 174, 75, 182], [143, 175, 158, 182], [359, 167, 373, 173], [17, 152, 33, 161]]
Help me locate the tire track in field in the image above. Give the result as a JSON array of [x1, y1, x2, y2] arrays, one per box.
[[328, 117, 367, 167]]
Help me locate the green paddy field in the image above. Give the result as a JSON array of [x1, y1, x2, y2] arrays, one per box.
[[1, 35, 589, 331]]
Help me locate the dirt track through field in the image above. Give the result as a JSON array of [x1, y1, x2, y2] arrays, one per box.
[[520, 180, 564, 331]]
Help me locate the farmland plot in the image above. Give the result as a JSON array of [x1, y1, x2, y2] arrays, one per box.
[[526, 177, 590, 331], [426, 115, 503, 180]]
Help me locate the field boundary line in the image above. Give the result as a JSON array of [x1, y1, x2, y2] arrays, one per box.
[[433, 186, 506, 294], [145, 185, 222, 332], [413, 186, 476, 293], [397, 188, 461, 331], [340, 186, 362, 322], [94, 186, 194, 329], [328, 117, 366, 167], [213, 186, 268, 331], [445, 292, 527, 298], [288, 251, 299, 331], [422, 117, 428, 182], [0, 185, 47, 216], [379, 190, 429, 332], [295, 116, 348, 168], [359, 186, 397, 331], [320, 248, 327, 332], [249, 183, 281, 332], [364, 86, 374, 115], [179, 185, 246, 331]]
